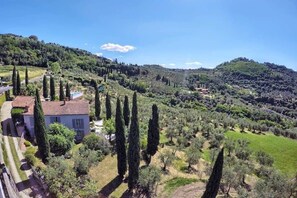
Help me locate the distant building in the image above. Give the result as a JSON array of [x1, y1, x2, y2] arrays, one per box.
[[70, 91, 83, 100], [0, 86, 12, 95], [12, 96, 90, 141]]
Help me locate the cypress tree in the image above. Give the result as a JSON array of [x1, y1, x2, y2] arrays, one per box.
[[50, 76, 55, 101], [147, 104, 160, 156], [16, 71, 21, 95], [34, 89, 50, 163], [115, 98, 127, 177], [128, 92, 140, 190], [66, 82, 71, 100], [94, 82, 101, 120], [59, 80, 64, 101], [123, 95, 130, 127], [25, 67, 29, 86], [43, 75, 48, 99], [12, 66, 16, 95], [202, 148, 224, 198], [106, 92, 112, 120]]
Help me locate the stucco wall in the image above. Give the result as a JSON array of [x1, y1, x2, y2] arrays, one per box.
[[23, 114, 90, 139]]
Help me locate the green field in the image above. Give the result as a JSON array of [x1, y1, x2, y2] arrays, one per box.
[[163, 177, 198, 195], [0, 65, 45, 81], [226, 131, 297, 177]]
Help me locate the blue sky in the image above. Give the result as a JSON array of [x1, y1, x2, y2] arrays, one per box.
[[1, 0, 297, 69]]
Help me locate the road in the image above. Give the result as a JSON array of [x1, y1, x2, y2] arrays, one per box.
[[1, 102, 46, 197]]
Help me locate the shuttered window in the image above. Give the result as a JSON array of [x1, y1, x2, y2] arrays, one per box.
[[72, 119, 84, 129]]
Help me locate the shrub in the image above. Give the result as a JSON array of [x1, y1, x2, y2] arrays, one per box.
[[25, 146, 37, 156], [74, 146, 102, 175], [24, 153, 36, 166], [48, 123, 75, 156], [24, 140, 31, 147], [11, 108, 24, 122], [83, 133, 110, 155]]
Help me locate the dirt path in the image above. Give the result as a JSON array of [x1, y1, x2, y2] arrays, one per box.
[[21, 73, 45, 84], [170, 182, 205, 198], [1, 102, 46, 197]]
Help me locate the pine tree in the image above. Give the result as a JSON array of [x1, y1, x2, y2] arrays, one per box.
[[115, 98, 127, 177], [123, 95, 130, 127], [128, 92, 140, 190], [25, 67, 29, 86], [50, 76, 55, 101], [66, 83, 71, 100], [106, 92, 112, 120], [43, 75, 48, 99], [12, 66, 16, 95], [202, 148, 224, 198], [147, 104, 160, 156], [94, 82, 101, 120], [34, 89, 50, 163], [59, 80, 64, 101], [16, 71, 21, 95]]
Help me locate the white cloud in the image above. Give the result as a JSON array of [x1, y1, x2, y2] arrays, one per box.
[[100, 43, 136, 53], [94, 52, 103, 57], [168, 63, 176, 66], [185, 61, 202, 66]]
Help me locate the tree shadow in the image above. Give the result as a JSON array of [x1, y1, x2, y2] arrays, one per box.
[[120, 189, 133, 198], [98, 175, 123, 197], [20, 162, 31, 171], [1, 119, 18, 137], [16, 179, 31, 191]]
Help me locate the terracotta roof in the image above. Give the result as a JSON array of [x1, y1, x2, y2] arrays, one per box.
[[23, 100, 89, 116], [12, 96, 35, 108]]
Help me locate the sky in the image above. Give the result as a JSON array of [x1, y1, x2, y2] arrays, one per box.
[[1, 0, 297, 69]]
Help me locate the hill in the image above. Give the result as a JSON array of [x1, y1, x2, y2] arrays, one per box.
[[1, 34, 297, 197]]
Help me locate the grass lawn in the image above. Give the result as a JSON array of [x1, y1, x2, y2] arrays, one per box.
[[0, 94, 6, 107], [226, 130, 297, 177], [89, 155, 128, 198], [163, 177, 198, 196], [8, 136, 27, 181], [1, 141, 9, 168], [0, 65, 45, 81]]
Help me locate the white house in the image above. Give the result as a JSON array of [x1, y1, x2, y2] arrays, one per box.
[[12, 96, 90, 141]]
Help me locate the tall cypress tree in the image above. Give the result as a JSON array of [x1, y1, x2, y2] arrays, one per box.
[[202, 148, 224, 198], [94, 82, 101, 120], [12, 66, 16, 95], [123, 95, 130, 127], [59, 80, 64, 101], [43, 75, 48, 99], [106, 92, 112, 120], [50, 76, 55, 101], [34, 89, 50, 163], [25, 66, 29, 86], [128, 92, 140, 190], [147, 104, 160, 156], [115, 98, 127, 177], [66, 82, 71, 100], [16, 71, 21, 95]]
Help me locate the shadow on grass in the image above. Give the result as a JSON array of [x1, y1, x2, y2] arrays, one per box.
[[16, 179, 31, 191], [99, 175, 123, 198]]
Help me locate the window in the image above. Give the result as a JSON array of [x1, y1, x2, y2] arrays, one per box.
[[72, 119, 84, 129], [50, 117, 61, 123]]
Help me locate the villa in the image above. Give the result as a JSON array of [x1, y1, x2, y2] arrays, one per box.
[[12, 96, 90, 141]]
